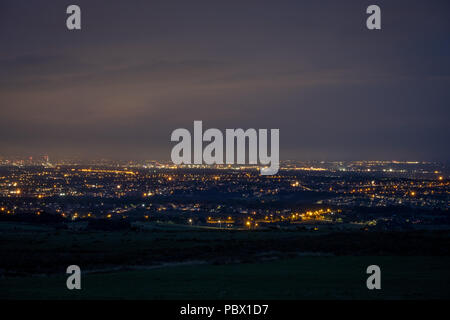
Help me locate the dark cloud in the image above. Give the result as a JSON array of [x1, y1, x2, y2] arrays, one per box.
[[0, 0, 449, 161]]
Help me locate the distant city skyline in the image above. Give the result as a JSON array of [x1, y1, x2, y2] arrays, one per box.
[[1, 0, 449, 161]]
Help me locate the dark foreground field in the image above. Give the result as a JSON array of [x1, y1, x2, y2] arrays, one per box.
[[0, 221, 449, 299], [1, 256, 449, 299]]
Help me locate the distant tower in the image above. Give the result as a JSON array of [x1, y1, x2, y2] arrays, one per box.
[[43, 155, 50, 163]]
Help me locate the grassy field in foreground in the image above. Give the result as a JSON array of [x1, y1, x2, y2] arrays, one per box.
[[1, 256, 449, 299]]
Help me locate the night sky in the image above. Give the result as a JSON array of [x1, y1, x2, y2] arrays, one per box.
[[0, 0, 449, 161]]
